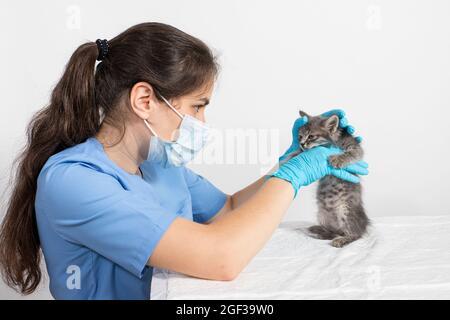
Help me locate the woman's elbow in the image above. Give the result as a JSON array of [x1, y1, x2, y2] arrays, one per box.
[[213, 263, 239, 282], [214, 244, 242, 281], [203, 224, 244, 281], [217, 262, 239, 281]]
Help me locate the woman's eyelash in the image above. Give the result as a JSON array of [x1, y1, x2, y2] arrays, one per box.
[[194, 105, 205, 112]]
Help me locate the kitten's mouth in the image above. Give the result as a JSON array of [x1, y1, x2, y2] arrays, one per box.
[[301, 141, 332, 150]]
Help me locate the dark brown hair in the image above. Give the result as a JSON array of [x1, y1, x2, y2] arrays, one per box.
[[0, 22, 219, 294]]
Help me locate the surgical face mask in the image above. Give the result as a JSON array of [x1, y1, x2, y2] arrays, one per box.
[[143, 93, 212, 167]]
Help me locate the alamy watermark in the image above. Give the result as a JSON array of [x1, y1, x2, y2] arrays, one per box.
[[191, 127, 281, 174], [66, 5, 81, 30], [366, 5, 383, 31], [366, 265, 382, 298], [66, 264, 81, 290]]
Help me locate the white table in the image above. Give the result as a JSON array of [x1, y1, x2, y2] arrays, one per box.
[[151, 215, 450, 300]]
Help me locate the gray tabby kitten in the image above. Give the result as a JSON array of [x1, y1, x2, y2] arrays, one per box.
[[285, 111, 369, 248]]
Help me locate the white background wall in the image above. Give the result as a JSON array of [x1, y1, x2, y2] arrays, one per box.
[[1, 0, 449, 299]]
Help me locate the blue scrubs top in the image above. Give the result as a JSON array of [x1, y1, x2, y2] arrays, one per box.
[[35, 137, 227, 300]]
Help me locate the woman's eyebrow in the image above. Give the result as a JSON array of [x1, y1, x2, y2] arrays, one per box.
[[196, 98, 210, 106]]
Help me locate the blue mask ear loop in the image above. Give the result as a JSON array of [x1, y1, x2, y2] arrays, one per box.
[[154, 91, 187, 142], [143, 119, 158, 137], [158, 94, 185, 120], [143, 91, 183, 139]]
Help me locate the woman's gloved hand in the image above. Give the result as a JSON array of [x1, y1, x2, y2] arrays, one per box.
[[279, 109, 363, 162], [321, 109, 363, 142], [269, 145, 369, 198]]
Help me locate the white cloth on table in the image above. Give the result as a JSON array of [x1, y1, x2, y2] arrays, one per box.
[[151, 215, 450, 300]]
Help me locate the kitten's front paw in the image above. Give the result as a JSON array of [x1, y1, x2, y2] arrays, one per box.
[[329, 155, 346, 169]]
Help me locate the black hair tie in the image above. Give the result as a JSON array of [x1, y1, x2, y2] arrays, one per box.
[[96, 39, 109, 61]]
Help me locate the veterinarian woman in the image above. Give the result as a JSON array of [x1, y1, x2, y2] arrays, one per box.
[[0, 22, 368, 299]]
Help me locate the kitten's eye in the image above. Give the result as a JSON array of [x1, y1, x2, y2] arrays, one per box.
[[308, 135, 316, 140]]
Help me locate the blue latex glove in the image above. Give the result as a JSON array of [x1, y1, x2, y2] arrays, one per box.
[[321, 109, 363, 142], [269, 145, 369, 198], [279, 109, 362, 162]]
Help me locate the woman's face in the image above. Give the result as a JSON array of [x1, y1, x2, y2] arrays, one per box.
[[129, 80, 214, 144], [154, 82, 213, 141]]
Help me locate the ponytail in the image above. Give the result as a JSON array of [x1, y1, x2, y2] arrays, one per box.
[[0, 41, 99, 294]]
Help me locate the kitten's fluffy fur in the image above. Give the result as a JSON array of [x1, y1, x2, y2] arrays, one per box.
[[285, 111, 369, 248]]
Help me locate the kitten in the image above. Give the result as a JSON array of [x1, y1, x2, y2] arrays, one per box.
[[284, 111, 369, 248]]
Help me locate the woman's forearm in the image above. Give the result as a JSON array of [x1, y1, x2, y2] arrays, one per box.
[[230, 164, 279, 209], [209, 176, 294, 278]]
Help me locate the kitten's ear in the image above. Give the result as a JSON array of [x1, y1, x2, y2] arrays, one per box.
[[299, 110, 309, 118], [324, 115, 340, 133]]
